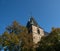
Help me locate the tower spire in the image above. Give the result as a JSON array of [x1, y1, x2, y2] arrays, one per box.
[[26, 16, 45, 44]]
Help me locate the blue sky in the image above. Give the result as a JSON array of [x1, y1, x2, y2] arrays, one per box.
[[0, 0, 60, 34]]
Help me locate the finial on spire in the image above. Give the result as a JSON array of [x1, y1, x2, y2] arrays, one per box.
[[28, 12, 33, 21]]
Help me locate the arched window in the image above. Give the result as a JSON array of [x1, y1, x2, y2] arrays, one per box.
[[37, 29, 40, 34]]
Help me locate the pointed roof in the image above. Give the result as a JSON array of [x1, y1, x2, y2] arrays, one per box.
[[26, 17, 42, 28], [29, 17, 38, 26]]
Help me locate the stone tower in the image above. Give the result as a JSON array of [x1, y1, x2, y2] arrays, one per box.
[[26, 17, 45, 44]]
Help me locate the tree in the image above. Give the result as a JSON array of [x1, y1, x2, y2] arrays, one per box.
[[50, 28, 60, 51], [2, 31, 10, 46], [2, 31, 19, 51], [37, 28, 60, 51], [1, 21, 34, 51], [6, 21, 23, 34]]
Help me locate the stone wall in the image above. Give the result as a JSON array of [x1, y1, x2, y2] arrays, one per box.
[[32, 25, 44, 44]]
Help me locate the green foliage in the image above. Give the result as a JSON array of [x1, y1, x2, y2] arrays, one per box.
[[6, 21, 23, 34], [37, 28, 60, 51], [1, 21, 34, 51], [2, 20, 60, 51], [2, 31, 10, 46]]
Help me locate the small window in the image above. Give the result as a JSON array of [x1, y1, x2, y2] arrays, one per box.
[[37, 29, 40, 34], [28, 27, 32, 33]]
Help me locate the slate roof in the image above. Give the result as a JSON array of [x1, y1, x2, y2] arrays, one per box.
[[26, 17, 42, 29], [26, 17, 49, 35]]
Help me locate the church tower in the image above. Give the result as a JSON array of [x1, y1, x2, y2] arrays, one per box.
[[26, 17, 45, 44]]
